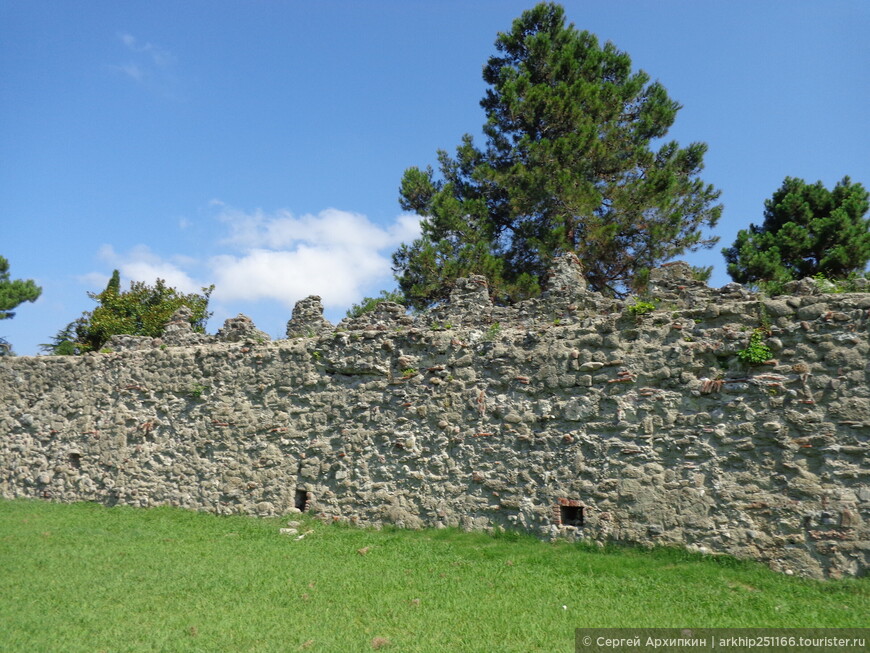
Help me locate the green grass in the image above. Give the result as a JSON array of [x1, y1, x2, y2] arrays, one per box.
[[0, 499, 867, 652]]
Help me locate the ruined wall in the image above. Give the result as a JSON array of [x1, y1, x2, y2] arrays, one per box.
[[1, 259, 868, 579]]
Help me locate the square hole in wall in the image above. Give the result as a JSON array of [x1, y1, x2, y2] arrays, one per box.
[[560, 504, 584, 527], [68, 453, 81, 469], [294, 489, 308, 512]]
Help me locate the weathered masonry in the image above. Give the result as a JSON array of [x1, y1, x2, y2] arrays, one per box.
[[1, 258, 868, 579]]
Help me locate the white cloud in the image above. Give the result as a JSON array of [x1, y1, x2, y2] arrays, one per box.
[[76, 271, 111, 289], [211, 245, 384, 307], [97, 244, 201, 294], [115, 63, 144, 82], [210, 207, 422, 308], [218, 207, 406, 251], [118, 32, 175, 67], [111, 32, 180, 98], [388, 213, 425, 246], [85, 207, 422, 314]]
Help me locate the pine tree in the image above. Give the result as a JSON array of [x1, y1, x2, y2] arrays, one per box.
[[105, 269, 121, 295], [723, 176, 870, 285], [394, 2, 722, 309], [0, 256, 41, 320]]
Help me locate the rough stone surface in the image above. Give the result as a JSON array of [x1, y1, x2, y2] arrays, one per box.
[[216, 314, 271, 344], [337, 302, 414, 332], [285, 296, 333, 338], [544, 252, 587, 295], [161, 307, 213, 347], [425, 276, 494, 328], [1, 256, 868, 579]]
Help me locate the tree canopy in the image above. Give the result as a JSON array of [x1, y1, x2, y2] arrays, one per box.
[[44, 272, 213, 355], [0, 256, 42, 321], [723, 176, 870, 286], [394, 2, 722, 309]]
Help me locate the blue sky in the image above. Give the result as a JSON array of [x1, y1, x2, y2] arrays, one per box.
[[2, 0, 868, 356]]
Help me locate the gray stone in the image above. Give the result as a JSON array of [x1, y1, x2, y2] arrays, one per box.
[[563, 397, 599, 421], [0, 260, 868, 580], [543, 253, 587, 295], [217, 314, 271, 343], [285, 296, 333, 338]]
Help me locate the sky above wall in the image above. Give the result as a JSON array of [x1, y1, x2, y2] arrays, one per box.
[[2, 0, 868, 355]]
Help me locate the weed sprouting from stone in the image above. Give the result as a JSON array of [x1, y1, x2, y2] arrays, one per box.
[[186, 383, 208, 399], [737, 329, 772, 365], [627, 299, 656, 316], [482, 322, 501, 341]]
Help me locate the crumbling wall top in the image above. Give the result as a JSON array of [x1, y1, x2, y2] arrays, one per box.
[[337, 301, 413, 331], [543, 252, 587, 296], [286, 295, 333, 338], [217, 314, 271, 343], [98, 255, 870, 355]]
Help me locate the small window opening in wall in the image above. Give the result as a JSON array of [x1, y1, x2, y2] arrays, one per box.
[[294, 489, 308, 512], [560, 505, 584, 527], [68, 453, 81, 469]]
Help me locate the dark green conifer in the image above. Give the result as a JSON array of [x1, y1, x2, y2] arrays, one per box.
[[723, 176, 870, 285], [0, 256, 41, 321], [394, 2, 722, 308]]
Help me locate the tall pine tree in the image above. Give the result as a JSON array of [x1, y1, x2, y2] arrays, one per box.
[[394, 2, 721, 309]]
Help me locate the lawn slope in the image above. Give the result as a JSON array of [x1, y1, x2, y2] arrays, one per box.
[[1, 499, 866, 652]]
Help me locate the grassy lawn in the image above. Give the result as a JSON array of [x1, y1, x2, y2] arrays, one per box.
[[0, 499, 866, 652]]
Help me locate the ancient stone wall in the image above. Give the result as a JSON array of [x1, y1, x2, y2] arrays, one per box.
[[1, 258, 868, 579]]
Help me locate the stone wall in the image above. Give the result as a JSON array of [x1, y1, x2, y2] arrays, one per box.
[[1, 258, 868, 579]]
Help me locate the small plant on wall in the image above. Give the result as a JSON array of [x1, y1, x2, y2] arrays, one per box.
[[737, 329, 772, 365], [482, 322, 501, 342], [627, 299, 656, 317], [186, 383, 209, 399]]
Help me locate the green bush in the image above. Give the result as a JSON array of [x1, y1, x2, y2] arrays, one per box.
[[43, 271, 213, 355]]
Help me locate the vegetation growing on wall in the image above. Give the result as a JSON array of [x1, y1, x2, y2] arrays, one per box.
[[736, 328, 772, 365], [43, 270, 213, 355]]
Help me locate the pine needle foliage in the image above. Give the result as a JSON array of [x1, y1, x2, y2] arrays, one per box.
[[394, 2, 722, 309], [0, 256, 41, 321], [723, 176, 870, 285]]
